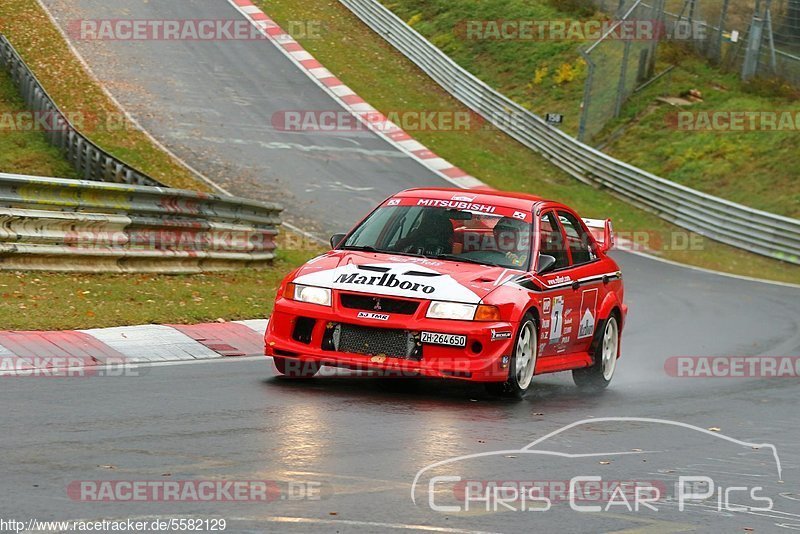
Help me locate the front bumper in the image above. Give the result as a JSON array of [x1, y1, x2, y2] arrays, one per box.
[[264, 295, 514, 382]]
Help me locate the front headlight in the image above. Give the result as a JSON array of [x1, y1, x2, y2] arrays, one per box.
[[286, 283, 331, 306], [426, 302, 502, 321], [426, 301, 477, 321]]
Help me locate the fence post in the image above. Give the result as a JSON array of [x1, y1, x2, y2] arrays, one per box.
[[742, 15, 765, 79], [765, 0, 779, 74], [713, 0, 730, 64], [614, 39, 633, 118], [648, 0, 667, 77], [578, 50, 594, 143]]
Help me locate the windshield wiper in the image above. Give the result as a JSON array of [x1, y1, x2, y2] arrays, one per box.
[[431, 254, 503, 267], [340, 245, 381, 253], [341, 245, 427, 259]]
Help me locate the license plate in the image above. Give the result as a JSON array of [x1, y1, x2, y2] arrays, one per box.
[[421, 331, 467, 347]]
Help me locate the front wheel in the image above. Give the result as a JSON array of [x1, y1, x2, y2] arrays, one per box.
[[273, 356, 320, 378], [573, 315, 619, 391], [485, 314, 538, 398]]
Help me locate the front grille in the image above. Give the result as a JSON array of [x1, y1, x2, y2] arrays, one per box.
[[340, 293, 419, 315], [325, 323, 421, 360]]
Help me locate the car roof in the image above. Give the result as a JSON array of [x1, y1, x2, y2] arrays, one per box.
[[394, 187, 552, 212]]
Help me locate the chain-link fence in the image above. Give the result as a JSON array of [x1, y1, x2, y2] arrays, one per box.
[[658, 0, 800, 83], [579, 0, 800, 142], [578, 0, 665, 142]]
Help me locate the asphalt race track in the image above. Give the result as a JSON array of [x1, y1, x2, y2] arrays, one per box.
[[5, 0, 799, 531]]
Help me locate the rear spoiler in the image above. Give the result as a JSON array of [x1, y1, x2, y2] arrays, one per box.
[[582, 218, 615, 252]]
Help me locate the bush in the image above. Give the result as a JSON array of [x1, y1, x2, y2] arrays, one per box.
[[742, 76, 800, 100], [533, 65, 549, 85], [551, 0, 596, 18], [554, 62, 576, 84]]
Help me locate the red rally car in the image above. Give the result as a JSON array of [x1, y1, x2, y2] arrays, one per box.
[[265, 188, 627, 397]]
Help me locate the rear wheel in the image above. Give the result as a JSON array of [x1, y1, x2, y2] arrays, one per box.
[[273, 356, 320, 378], [485, 314, 538, 398], [573, 315, 619, 391]]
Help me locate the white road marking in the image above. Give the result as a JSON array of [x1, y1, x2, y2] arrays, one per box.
[[176, 133, 410, 158], [248, 516, 503, 533]]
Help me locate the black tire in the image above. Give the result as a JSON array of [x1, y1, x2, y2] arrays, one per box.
[[485, 313, 538, 399], [573, 314, 620, 391], [273, 356, 320, 378]]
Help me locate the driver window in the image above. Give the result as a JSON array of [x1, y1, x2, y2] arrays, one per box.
[[539, 211, 569, 270], [557, 211, 595, 266]]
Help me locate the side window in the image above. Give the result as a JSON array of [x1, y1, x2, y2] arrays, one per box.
[[557, 211, 596, 266], [539, 211, 569, 270]]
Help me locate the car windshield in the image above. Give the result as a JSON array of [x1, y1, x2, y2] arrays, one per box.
[[341, 201, 533, 270]]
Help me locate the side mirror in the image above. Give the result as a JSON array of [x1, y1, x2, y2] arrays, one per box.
[[330, 233, 347, 249], [537, 254, 557, 274]]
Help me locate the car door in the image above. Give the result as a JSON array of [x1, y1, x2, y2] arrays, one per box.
[[555, 209, 605, 355], [535, 209, 581, 358]]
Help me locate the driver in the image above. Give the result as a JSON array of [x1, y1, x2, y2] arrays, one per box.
[[493, 217, 531, 267], [395, 209, 454, 255]]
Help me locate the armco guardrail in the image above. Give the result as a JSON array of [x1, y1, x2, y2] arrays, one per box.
[[0, 34, 161, 187], [0, 173, 282, 273], [340, 0, 800, 265]]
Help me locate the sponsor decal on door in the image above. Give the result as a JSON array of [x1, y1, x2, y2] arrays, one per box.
[[548, 296, 565, 345], [578, 288, 599, 339]]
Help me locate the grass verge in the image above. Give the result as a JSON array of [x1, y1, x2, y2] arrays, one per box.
[[0, 68, 78, 178], [0, 3, 210, 191], [0, 247, 318, 331], [256, 0, 798, 284]]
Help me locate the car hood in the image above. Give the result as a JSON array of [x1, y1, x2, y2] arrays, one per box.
[[292, 251, 522, 303]]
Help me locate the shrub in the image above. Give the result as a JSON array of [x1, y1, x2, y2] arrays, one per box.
[[533, 65, 549, 85], [742, 76, 800, 100], [554, 62, 576, 84], [551, 0, 596, 18]]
